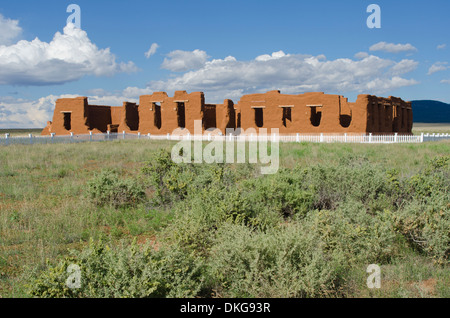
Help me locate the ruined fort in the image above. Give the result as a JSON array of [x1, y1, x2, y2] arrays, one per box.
[[41, 90, 413, 136]]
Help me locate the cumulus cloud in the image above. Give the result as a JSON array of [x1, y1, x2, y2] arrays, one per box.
[[0, 94, 78, 128], [255, 50, 289, 61], [145, 43, 159, 58], [354, 52, 369, 60], [147, 51, 419, 102], [161, 49, 209, 72], [437, 44, 446, 50], [0, 50, 421, 128], [0, 14, 22, 45], [441, 79, 450, 84], [369, 42, 417, 54], [0, 85, 154, 128], [427, 62, 449, 75], [0, 23, 138, 85], [389, 59, 419, 75]]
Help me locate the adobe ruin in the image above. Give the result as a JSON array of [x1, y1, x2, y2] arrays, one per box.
[[41, 90, 413, 135]]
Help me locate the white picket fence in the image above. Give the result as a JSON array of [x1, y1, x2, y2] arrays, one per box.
[[1, 131, 449, 146]]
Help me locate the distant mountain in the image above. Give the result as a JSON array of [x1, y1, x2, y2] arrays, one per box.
[[410, 100, 450, 123]]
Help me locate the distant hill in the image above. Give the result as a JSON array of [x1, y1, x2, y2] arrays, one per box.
[[411, 100, 450, 123]]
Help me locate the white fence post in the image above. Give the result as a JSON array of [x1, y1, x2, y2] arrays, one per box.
[[89, 131, 92, 142], [344, 133, 347, 143], [296, 133, 300, 142], [167, 133, 170, 140], [420, 132, 424, 143], [107, 130, 110, 141], [320, 133, 324, 143], [28, 133, 33, 145], [394, 133, 398, 143], [148, 133, 151, 139], [369, 133, 372, 143], [51, 133, 55, 143], [5, 133, 9, 146], [138, 132, 141, 140]]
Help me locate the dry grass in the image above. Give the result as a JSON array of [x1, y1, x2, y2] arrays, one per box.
[[412, 123, 450, 134]]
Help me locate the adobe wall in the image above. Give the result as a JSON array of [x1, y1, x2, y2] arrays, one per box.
[[41, 90, 413, 136], [118, 102, 139, 132], [138, 91, 204, 134], [365, 95, 412, 133], [237, 91, 369, 134], [42, 97, 91, 135], [205, 99, 236, 133]]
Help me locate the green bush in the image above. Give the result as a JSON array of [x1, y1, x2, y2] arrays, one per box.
[[86, 169, 146, 208], [141, 150, 197, 204], [207, 223, 347, 298], [29, 239, 206, 298], [393, 155, 449, 264]]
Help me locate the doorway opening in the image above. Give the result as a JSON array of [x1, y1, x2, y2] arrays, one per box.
[[153, 103, 162, 129], [177, 102, 186, 128], [63, 112, 71, 131], [254, 108, 264, 127], [310, 106, 322, 127]]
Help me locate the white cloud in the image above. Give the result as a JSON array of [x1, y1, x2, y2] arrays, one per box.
[[0, 86, 152, 128], [145, 43, 159, 58], [427, 62, 449, 75], [0, 94, 77, 128], [147, 51, 419, 102], [437, 44, 446, 50], [161, 49, 209, 72], [354, 52, 369, 60], [0, 23, 137, 85], [255, 50, 289, 61], [389, 59, 419, 75], [0, 50, 421, 128], [441, 79, 450, 84], [369, 42, 417, 53], [0, 14, 22, 45]]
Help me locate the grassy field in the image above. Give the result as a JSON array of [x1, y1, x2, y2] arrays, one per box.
[[0, 139, 449, 298], [412, 123, 450, 134], [0, 129, 43, 137], [1, 123, 448, 137]]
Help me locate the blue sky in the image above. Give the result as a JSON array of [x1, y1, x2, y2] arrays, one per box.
[[0, 0, 449, 127]]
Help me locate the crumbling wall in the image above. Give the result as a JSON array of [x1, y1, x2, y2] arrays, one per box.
[[118, 102, 139, 132], [237, 91, 369, 134], [365, 95, 412, 133], [42, 91, 412, 136], [138, 91, 204, 134], [88, 105, 112, 132], [41, 97, 91, 135]]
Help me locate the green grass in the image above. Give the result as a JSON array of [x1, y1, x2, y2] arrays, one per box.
[[0, 139, 449, 297], [0, 129, 43, 137]]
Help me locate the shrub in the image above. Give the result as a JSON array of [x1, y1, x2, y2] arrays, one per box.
[[86, 169, 145, 208], [207, 223, 347, 298], [393, 155, 449, 264], [29, 239, 206, 298], [393, 195, 449, 264], [141, 150, 197, 204]]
